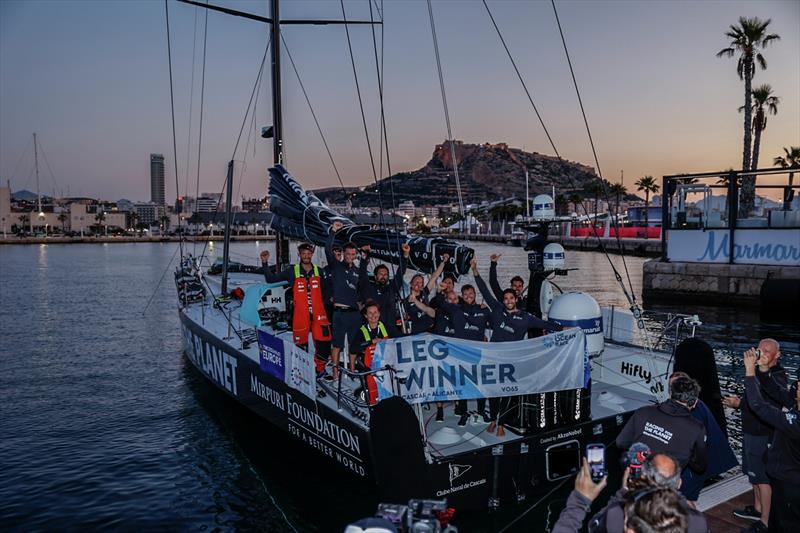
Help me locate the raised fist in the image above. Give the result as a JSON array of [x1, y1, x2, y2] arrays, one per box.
[[259, 250, 270, 263], [490, 253, 502, 263], [442, 253, 450, 262], [332, 221, 344, 232], [401, 243, 411, 256]]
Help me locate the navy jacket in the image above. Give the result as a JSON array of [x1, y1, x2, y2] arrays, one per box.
[[475, 275, 561, 342], [742, 365, 791, 436], [616, 399, 708, 474], [441, 301, 491, 341], [745, 376, 800, 483], [358, 254, 406, 326], [325, 231, 362, 308]]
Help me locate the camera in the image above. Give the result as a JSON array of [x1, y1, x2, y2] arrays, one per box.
[[345, 498, 457, 533], [626, 442, 651, 480], [755, 349, 762, 359]]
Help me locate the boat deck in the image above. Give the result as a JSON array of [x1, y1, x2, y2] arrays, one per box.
[[697, 474, 753, 532]]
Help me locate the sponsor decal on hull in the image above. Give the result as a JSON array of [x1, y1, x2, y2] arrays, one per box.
[[182, 321, 368, 477]]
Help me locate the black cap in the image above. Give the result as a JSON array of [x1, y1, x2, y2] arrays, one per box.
[[332, 244, 343, 252], [443, 272, 457, 282], [297, 242, 314, 252]]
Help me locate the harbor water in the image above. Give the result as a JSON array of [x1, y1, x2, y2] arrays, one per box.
[[1, 241, 798, 532]]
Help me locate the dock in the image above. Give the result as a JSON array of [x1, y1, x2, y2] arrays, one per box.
[[0, 234, 275, 245], [697, 474, 754, 532]]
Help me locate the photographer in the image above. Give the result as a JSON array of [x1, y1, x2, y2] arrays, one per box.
[[723, 339, 791, 530], [743, 348, 800, 533]]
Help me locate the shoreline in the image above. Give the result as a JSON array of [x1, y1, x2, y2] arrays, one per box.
[[0, 235, 276, 245]]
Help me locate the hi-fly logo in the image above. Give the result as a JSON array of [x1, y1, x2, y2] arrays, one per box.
[[448, 463, 472, 486]]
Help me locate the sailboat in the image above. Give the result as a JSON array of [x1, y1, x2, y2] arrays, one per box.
[[171, 0, 705, 510]]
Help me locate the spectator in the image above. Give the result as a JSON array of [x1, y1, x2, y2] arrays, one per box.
[[668, 372, 738, 505], [616, 375, 707, 474], [743, 347, 800, 533], [723, 339, 791, 530]]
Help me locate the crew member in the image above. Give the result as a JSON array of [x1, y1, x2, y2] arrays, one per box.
[[325, 221, 365, 380], [616, 374, 708, 475], [404, 254, 447, 334], [489, 253, 526, 307], [261, 244, 331, 374], [743, 347, 800, 533], [472, 257, 563, 437], [352, 300, 395, 405], [358, 243, 410, 330], [723, 338, 791, 529], [445, 284, 492, 426]]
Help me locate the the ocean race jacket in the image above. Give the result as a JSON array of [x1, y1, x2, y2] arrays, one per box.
[[357, 253, 406, 327], [489, 261, 527, 309], [745, 376, 800, 484], [475, 275, 561, 342], [616, 399, 708, 474], [324, 231, 362, 308], [441, 301, 491, 341]]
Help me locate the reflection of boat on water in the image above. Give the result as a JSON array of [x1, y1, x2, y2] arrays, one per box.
[[169, 0, 711, 511]]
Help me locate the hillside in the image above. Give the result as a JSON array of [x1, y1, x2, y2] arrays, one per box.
[[313, 140, 618, 206]]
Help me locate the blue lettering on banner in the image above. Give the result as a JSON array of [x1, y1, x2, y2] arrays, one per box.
[[551, 317, 603, 336], [258, 330, 285, 380], [697, 232, 800, 263]]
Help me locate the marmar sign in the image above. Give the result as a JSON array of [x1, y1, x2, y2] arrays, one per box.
[[668, 229, 800, 266]]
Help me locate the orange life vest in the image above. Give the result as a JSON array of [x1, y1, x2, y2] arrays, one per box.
[[361, 322, 388, 406], [292, 264, 331, 347]]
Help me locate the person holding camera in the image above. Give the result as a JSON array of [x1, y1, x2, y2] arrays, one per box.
[[723, 339, 791, 531], [616, 374, 708, 475], [743, 347, 800, 533]]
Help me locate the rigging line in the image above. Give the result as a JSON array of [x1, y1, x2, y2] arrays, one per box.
[[141, 243, 181, 316], [37, 141, 60, 192], [340, 0, 384, 220], [482, 0, 636, 309], [165, 0, 184, 257], [7, 135, 32, 185], [196, 38, 271, 266], [550, 0, 637, 304], [281, 35, 347, 197], [194, 4, 209, 257], [183, 6, 199, 200], [427, 0, 465, 219], [482, 0, 560, 159], [368, 0, 400, 266]]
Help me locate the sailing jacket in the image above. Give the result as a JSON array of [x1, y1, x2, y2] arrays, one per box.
[[475, 275, 561, 342], [358, 253, 407, 327], [441, 301, 491, 341], [745, 376, 800, 483], [742, 364, 791, 436], [489, 262, 527, 308], [616, 399, 708, 474], [325, 231, 362, 308]]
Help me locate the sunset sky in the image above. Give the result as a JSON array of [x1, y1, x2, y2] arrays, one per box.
[[1, 0, 798, 203]]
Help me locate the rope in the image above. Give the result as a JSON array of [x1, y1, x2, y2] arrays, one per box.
[[164, 0, 184, 259], [193, 5, 209, 257], [426, 0, 465, 220], [281, 35, 347, 197], [549, 0, 637, 306]]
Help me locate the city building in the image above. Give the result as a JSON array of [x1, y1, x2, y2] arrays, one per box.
[[134, 202, 164, 226], [197, 192, 223, 213], [150, 154, 165, 206], [242, 196, 268, 213], [0, 185, 11, 236]]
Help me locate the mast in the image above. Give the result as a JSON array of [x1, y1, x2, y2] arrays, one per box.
[[270, 0, 290, 271], [33, 133, 42, 215], [221, 160, 235, 294]]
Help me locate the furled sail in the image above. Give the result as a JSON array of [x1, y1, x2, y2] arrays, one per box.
[[268, 165, 474, 275]]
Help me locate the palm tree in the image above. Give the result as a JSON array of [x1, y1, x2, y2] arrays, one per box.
[[568, 193, 583, 215], [741, 84, 779, 173], [555, 194, 568, 216], [160, 215, 171, 233], [634, 176, 660, 236], [609, 182, 627, 222], [18, 214, 30, 233], [94, 211, 106, 236], [717, 17, 780, 216], [57, 212, 68, 233], [129, 212, 139, 236], [774, 146, 800, 210]]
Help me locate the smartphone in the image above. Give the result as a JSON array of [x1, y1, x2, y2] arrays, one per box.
[[586, 443, 606, 483]]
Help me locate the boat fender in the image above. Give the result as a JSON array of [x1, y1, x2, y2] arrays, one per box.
[[674, 337, 726, 435], [548, 292, 604, 356]]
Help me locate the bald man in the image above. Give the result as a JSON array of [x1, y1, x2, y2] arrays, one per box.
[[723, 339, 793, 530], [585, 453, 709, 533]]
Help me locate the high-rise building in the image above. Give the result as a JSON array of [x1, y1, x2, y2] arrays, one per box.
[[197, 193, 223, 213], [150, 154, 165, 206]]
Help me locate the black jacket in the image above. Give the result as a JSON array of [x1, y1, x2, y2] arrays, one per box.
[[745, 376, 800, 483], [358, 254, 407, 327], [475, 276, 561, 342], [742, 365, 791, 436], [616, 399, 708, 474], [325, 231, 362, 308], [489, 262, 527, 308], [587, 488, 709, 533]]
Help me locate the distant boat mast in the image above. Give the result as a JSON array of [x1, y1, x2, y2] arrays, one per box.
[[33, 132, 42, 215]]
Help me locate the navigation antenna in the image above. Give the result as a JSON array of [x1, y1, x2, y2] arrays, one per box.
[[178, 0, 382, 277]]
